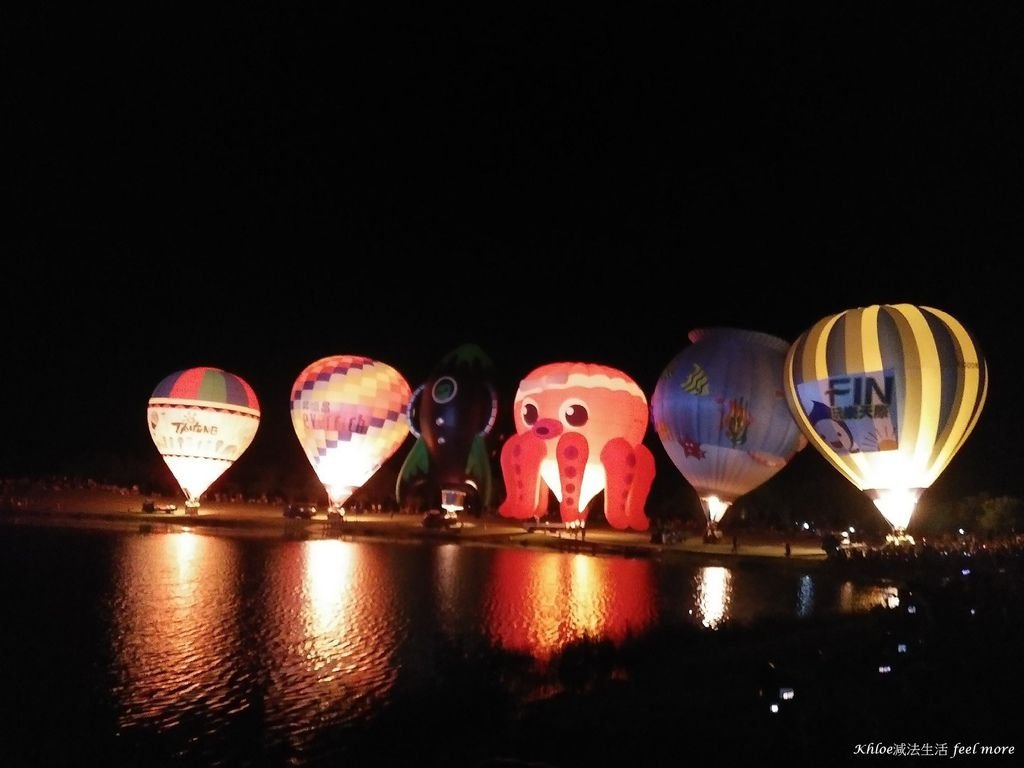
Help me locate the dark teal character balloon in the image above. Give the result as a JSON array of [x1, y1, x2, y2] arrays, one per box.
[[396, 343, 499, 515]]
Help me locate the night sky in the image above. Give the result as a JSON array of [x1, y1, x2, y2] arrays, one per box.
[[5, 5, 1022, 509]]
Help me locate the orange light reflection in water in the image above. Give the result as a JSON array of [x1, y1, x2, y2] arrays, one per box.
[[303, 539, 357, 675], [112, 532, 241, 728], [259, 539, 400, 737], [485, 548, 656, 660], [838, 580, 899, 613]]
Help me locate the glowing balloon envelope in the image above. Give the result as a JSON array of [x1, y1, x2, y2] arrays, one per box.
[[290, 355, 412, 517], [396, 343, 499, 519], [650, 328, 808, 538], [147, 366, 261, 511], [783, 304, 988, 534], [499, 362, 655, 531]]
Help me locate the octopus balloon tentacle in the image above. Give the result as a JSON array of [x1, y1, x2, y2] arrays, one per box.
[[601, 438, 656, 531], [554, 431, 589, 524], [498, 434, 549, 519]]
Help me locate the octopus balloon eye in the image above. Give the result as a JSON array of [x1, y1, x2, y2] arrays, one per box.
[[563, 401, 589, 427], [521, 401, 539, 425]]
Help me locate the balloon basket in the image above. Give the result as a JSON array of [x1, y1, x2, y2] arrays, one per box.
[[440, 489, 466, 514]]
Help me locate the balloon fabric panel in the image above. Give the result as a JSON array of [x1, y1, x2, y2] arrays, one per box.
[[499, 361, 653, 531], [151, 366, 259, 410], [147, 366, 261, 507], [783, 303, 987, 532], [650, 328, 806, 510], [290, 355, 412, 513]]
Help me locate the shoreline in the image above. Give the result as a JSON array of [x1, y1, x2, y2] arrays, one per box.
[[0, 489, 829, 567]]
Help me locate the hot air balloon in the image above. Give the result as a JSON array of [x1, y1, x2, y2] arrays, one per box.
[[783, 304, 988, 537], [290, 355, 412, 519], [396, 343, 499, 524], [651, 328, 808, 541], [498, 362, 655, 532], [147, 366, 261, 514]]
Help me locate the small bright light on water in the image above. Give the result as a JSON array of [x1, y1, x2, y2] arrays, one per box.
[[879, 665, 892, 674], [695, 566, 731, 629]]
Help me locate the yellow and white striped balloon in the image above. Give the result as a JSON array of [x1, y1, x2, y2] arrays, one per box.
[[783, 304, 988, 532]]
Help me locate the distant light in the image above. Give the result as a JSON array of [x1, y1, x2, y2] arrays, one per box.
[[780, 687, 795, 700], [897, 643, 908, 654], [849, 526, 856, 533], [878, 665, 892, 674], [769, 703, 780, 714], [802, 522, 810, 530], [959, 528, 966, 535], [907, 605, 917, 615], [961, 568, 971, 576], [970, 608, 976, 616]]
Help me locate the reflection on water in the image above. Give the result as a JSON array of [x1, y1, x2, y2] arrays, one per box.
[[112, 532, 243, 731], [797, 574, 814, 618], [838, 579, 900, 613], [692, 566, 731, 628], [485, 548, 657, 657], [259, 538, 400, 747], [0, 526, 906, 765], [111, 533, 404, 755], [433, 543, 461, 636]]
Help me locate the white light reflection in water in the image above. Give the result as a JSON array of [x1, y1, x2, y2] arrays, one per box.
[[434, 543, 461, 636], [260, 539, 400, 743], [174, 530, 198, 578], [797, 574, 814, 618], [693, 566, 731, 629], [111, 532, 242, 730], [303, 539, 356, 675]]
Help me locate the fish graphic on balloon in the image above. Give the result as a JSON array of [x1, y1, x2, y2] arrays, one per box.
[[396, 343, 500, 519], [650, 328, 807, 541], [498, 361, 655, 532]]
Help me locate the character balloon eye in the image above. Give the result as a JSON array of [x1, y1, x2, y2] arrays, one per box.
[[563, 400, 589, 427], [521, 400, 539, 426], [432, 376, 458, 404]]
